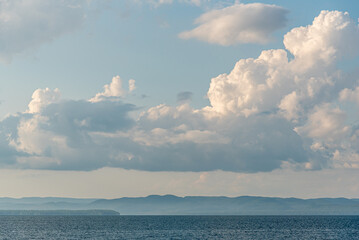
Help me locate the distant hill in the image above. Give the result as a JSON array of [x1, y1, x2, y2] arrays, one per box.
[[0, 195, 359, 215], [0, 209, 119, 216]]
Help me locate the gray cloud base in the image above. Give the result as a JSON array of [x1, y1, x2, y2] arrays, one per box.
[[0, 101, 309, 172]]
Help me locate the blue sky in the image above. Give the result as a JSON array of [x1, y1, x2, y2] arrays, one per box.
[[0, 0, 359, 198], [2, 0, 359, 116]]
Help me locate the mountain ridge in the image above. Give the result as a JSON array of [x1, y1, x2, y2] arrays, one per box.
[[0, 195, 358, 215]]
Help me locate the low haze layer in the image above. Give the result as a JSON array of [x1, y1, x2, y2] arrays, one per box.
[[0, 0, 358, 198]]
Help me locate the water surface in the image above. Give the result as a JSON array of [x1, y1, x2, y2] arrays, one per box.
[[0, 215, 358, 239]]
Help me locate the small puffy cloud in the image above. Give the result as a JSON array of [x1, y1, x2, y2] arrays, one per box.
[[179, 3, 288, 45], [133, 0, 173, 8], [129, 79, 136, 92], [90, 76, 136, 102], [27, 88, 61, 113], [0, 0, 95, 62], [184, 0, 202, 6], [177, 91, 193, 103], [157, 0, 173, 4], [180, 0, 208, 7], [149, 0, 173, 7]]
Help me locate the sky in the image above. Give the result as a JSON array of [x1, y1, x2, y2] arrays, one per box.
[[0, 0, 359, 198]]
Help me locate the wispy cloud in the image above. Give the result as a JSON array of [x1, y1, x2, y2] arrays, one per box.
[[0, 0, 104, 63]]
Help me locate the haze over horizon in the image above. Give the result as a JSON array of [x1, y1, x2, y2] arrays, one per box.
[[0, 0, 359, 199]]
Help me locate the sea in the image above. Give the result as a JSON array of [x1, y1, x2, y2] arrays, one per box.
[[0, 215, 358, 239]]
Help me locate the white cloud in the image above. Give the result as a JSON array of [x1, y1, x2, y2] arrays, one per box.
[[206, 10, 359, 118], [129, 79, 136, 92], [207, 49, 290, 115], [27, 88, 61, 113], [295, 104, 349, 141], [279, 91, 301, 121], [179, 3, 288, 45], [340, 86, 359, 104], [284, 10, 359, 71], [90, 76, 134, 102], [10, 96, 136, 170], [13, 115, 67, 156]]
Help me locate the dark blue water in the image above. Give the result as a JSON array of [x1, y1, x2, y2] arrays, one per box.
[[0, 215, 358, 239]]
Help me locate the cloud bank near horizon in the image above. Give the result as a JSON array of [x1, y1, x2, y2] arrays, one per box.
[[0, 10, 359, 172]]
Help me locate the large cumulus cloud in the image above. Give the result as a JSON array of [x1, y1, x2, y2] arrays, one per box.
[[0, 10, 359, 172]]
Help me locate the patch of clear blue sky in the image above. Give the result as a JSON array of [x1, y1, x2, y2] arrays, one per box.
[[0, 0, 358, 118]]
